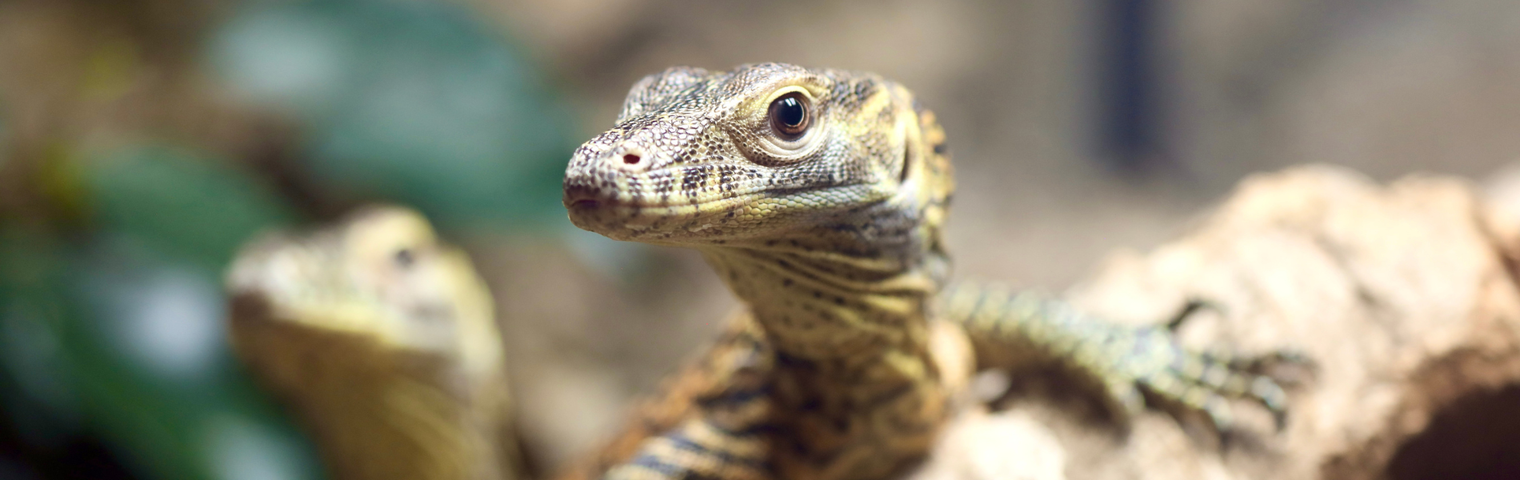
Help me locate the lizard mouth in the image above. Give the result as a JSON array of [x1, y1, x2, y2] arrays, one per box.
[[563, 186, 674, 240], [563, 166, 857, 244], [564, 183, 768, 243], [563, 183, 704, 212], [562, 186, 638, 212]]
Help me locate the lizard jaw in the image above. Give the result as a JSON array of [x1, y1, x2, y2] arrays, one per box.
[[564, 184, 752, 244]]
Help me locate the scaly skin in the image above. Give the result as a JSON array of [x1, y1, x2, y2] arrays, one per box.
[[226, 206, 523, 480], [561, 63, 1291, 480]]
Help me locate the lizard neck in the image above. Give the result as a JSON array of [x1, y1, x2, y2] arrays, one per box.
[[235, 317, 504, 480], [699, 100, 955, 368], [699, 202, 948, 365], [702, 101, 954, 367]]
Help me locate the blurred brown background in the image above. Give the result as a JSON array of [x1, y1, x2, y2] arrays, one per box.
[[3, 0, 1519, 478]]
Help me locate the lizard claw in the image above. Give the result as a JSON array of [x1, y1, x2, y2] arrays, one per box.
[[948, 287, 1310, 434], [1164, 298, 1221, 331], [1115, 325, 1308, 433], [1097, 298, 1313, 433]]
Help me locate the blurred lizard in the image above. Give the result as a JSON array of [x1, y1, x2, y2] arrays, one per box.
[[226, 206, 526, 480], [560, 63, 1298, 480]]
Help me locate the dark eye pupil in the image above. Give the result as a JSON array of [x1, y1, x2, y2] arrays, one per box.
[[394, 248, 415, 267], [776, 97, 805, 127], [769, 93, 811, 140]]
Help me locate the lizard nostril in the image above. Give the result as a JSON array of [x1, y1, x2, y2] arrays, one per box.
[[623, 154, 642, 165]]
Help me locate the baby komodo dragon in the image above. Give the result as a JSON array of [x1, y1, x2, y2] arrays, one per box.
[[562, 63, 1294, 480], [226, 206, 525, 480]]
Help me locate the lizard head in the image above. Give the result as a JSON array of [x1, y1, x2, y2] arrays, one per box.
[[225, 206, 502, 388], [226, 208, 519, 479], [563, 63, 952, 250]]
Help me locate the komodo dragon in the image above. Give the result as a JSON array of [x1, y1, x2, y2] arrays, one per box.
[[559, 63, 1297, 480], [226, 206, 525, 480]]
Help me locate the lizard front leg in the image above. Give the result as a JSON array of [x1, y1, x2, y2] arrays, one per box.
[[602, 416, 775, 480], [939, 282, 1302, 431], [557, 318, 782, 480]]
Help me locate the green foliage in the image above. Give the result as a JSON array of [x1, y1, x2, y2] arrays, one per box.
[[2, 0, 584, 476], [0, 145, 322, 480], [211, 0, 577, 231], [83, 146, 295, 269]]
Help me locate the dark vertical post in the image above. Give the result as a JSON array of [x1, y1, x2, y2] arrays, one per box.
[[1096, 0, 1163, 173]]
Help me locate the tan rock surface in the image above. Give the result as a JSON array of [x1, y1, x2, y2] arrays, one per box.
[[921, 165, 1520, 480]]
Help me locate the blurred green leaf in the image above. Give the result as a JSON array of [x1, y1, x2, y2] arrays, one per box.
[[211, 0, 576, 231], [81, 146, 294, 269], [1, 143, 327, 479], [69, 240, 322, 480], [0, 227, 323, 480], [0, 228, 83, 446]]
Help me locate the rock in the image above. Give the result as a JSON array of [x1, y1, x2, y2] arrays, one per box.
[[929, 165, 1520, 480], [912, 409, 1068, 480]]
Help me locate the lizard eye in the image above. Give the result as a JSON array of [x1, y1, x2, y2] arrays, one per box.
[[393, 248, 416, 268], [768, 92, 811, 141]]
